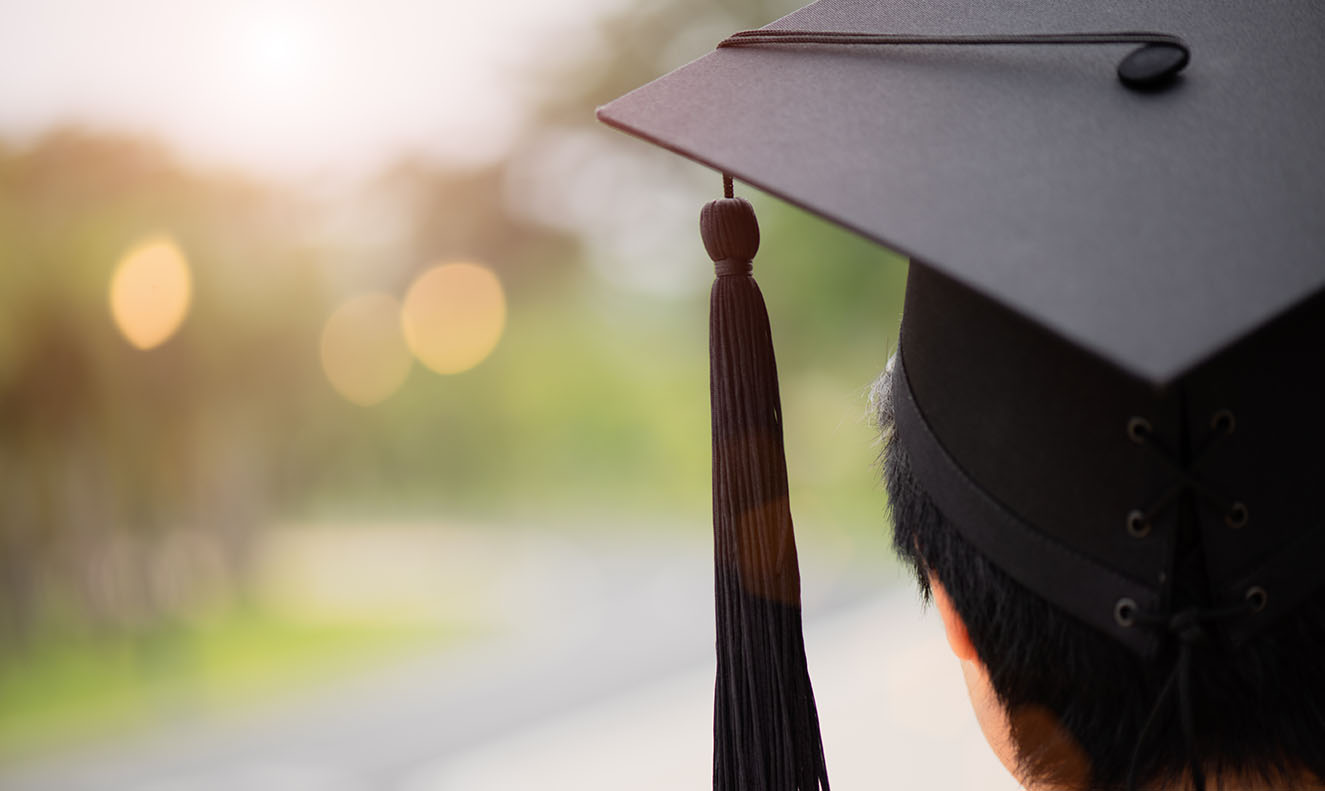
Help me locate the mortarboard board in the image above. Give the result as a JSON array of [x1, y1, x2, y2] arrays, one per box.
[[597, 1, 1325, 789]]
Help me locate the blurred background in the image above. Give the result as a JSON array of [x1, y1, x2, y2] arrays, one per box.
[[0, 1, 1017, 789]]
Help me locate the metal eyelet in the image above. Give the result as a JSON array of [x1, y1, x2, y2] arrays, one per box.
[[1226, 502, 1249, 529], [1210, 408, 1236, 434], [1127, 417, 1152, 444], [1245, 586, 1268, 613], [1114, 597, 1138, 627], [1126, 510, 1151, 538]]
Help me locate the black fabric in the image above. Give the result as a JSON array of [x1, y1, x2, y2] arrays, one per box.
[[892, 345, 1160, 655], [894, 262, 1325, 651], [598, 0, 1325, 386], [1181, 292, 1325, 645]]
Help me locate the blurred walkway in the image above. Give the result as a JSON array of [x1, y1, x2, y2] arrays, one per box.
[[402, 592, 1020, 791], [0, 529, 1018, 791]]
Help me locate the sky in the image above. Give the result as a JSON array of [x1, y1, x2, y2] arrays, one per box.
[[0, 0, 620, 178]]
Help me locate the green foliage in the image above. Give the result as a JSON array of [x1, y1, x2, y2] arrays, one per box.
[[0, 606, 454, 759]]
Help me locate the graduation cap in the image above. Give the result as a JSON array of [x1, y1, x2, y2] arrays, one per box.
[[597, 1, 1325, 789]]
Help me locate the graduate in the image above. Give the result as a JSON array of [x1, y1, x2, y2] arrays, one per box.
[[599, 1, 1325, 789]]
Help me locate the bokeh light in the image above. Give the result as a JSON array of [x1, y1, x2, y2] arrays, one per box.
[[401, 262, 507, 375], [108, 235, 193, 350], [319, 293, 413, 406]]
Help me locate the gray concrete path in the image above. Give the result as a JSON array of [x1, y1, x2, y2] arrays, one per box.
[[403, 592, 1021, 791], [0, 529, 1020, 790]]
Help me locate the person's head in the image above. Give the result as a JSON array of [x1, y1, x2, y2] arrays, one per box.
[[873, 359, 1325, 790]]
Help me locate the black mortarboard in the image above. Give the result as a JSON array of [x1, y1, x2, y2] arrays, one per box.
[[597, 1, 1325, 789]]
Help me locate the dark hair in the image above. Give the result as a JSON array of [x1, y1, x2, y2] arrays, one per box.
[[872, 364, 1325, 790]]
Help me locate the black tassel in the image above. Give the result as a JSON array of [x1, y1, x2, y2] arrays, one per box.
[[703, 179, 830, 791]]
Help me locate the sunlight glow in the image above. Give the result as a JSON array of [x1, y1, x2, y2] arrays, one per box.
[[320, 293, 413, 406], [0, 1, 622, 177], [236, 15, 317, 89], [401, 262, 507, 375], [108, 235, 193, 350]]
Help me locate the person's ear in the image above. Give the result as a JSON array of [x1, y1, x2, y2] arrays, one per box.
[[930, 575, 979, 662]]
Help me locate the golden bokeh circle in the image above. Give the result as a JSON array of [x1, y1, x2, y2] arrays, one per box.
[[108, 235, 193, 349], [401, 262, 506, 375], [320, 293, 413, 406]]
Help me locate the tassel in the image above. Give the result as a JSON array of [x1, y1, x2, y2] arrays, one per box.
[[704, 176, 830, 791]]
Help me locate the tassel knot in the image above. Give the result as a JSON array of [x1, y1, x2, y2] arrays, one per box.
[[701, 197, 760, 268], [714, 258, 753, 278]]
